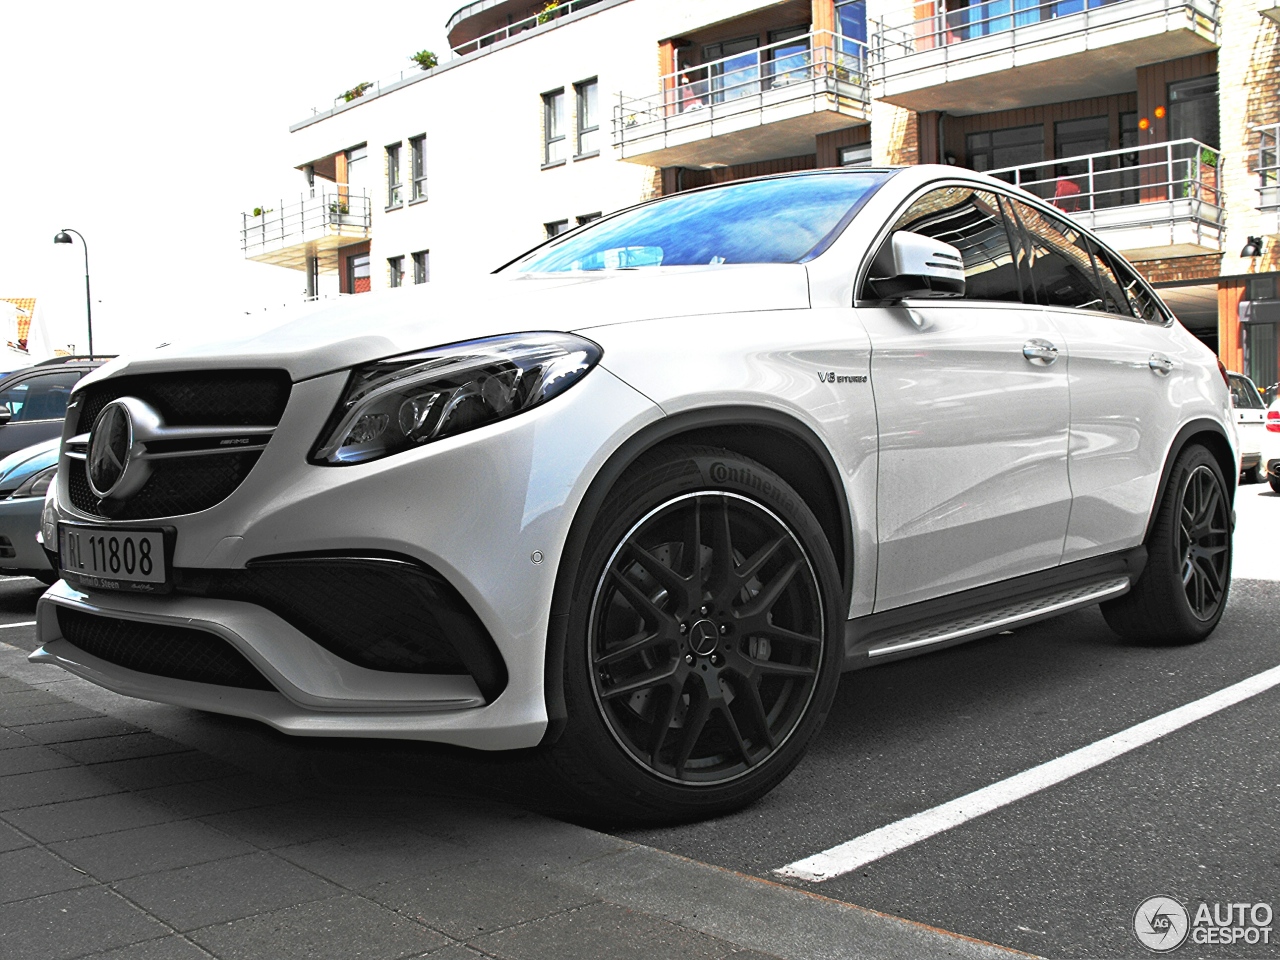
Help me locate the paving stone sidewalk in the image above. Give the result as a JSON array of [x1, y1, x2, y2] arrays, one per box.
[[0, 641, 1029, 960]]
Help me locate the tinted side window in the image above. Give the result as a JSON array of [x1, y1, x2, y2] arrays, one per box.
[[0, 371, 81, 422], [1008, 200, 1109, 312], [1095, 246, 1169, 324], [882, 187, 1022, 302]]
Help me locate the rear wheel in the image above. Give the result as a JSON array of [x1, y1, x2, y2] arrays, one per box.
[[1102, 445, 1231, 644], [546, 446, 844, 823]]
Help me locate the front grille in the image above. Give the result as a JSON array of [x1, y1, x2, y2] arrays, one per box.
[[57, 607, 275, 691], [73, 370, 292, 434], [68, 452, 263, 520], [67, 369, 290, 520], [176, 555, 508, 701]]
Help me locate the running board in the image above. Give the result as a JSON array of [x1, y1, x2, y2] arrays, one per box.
[[864, 575, 1132, 660]]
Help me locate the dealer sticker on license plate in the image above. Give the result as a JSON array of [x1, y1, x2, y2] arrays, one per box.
[[59, 523, 168, 591]]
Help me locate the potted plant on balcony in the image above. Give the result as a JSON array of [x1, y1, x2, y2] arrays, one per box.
[[410, 50, 438, 70], [340, 82, 372, 102], [537, 1, 562, 24]]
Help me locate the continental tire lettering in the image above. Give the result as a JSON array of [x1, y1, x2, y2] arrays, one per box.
[[707, 462, 796, 516]]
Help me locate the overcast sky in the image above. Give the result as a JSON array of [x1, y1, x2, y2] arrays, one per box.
[[0, 1, 454, 355]]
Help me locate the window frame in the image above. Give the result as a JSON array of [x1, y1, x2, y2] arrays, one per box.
[[574, 79, 599, 158], [543, 88, 566, 167], [412, 250, 429, 284], [388, 255, 404, 288], [409, 134, 427, 202], [386, 142, 403, 208]]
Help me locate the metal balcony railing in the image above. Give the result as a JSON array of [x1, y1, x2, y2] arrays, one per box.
[[612, 30, 869, 149], [987, 139, 1221, 210], [1257, 123, 1280, 212], [450, 0, 606, 56], [241, 189, 371, 257], [870, 0, 1218, 63], [987, 139, 1223, 250]]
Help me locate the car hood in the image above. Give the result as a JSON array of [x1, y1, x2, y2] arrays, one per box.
[[0, 438, 60, 488], [82, 265, 811, 384]]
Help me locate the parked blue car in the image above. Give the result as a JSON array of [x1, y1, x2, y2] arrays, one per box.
[[0, 438, 60, 583]]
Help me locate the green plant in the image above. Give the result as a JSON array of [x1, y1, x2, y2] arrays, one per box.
[[537, 1, 561, 24], [1199, 147, 1218, 168], [340, 82, 372, 102], [328, 201, 350, 216], [410, 50, 438, 70], [251, 206, 273, 217]]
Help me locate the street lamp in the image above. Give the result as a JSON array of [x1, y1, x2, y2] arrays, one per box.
[[52, 228, 94, 359]]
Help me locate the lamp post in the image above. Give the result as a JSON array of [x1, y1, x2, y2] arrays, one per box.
[[52, 228, 94, 359]]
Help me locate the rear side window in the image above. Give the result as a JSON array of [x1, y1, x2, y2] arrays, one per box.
[[1095, 246, 1169, 324], [1228, 374, 1264, 409], [878, 186, 1022, 302], [0, 371, 81, 422], [1008, 200, 1114, 313]]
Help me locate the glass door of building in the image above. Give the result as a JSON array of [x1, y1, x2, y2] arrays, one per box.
[[703, 36, 760, 103]]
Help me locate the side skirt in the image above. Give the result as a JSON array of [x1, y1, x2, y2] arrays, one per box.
[[843, 548, 1147, 669]]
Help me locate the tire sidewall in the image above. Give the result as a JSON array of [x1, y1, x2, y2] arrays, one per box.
[[1158, 446, 1232, 633], [557, 446, 845, 819]]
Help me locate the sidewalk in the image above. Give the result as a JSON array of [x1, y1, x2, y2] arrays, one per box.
[[0, 641, 1030, 960]]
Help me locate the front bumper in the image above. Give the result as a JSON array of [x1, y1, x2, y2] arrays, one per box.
[[30, 366, 660, 749]]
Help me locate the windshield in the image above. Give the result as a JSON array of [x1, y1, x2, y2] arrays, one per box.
[[511, 172, 890, 273]]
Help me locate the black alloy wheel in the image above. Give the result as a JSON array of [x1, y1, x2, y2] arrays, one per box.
[[1102, 444, 1232, 644], [1176, 464, 1230, 621], [589, 490, 824, 784], [548, 446, 843, 822]]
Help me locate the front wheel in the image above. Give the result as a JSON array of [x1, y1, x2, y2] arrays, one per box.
[[546, 446, 845, 823], [1102, 444, 1231, 644]]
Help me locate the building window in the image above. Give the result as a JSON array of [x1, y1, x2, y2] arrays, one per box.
[[1168, 75, 1219, 149], [386, 143, 402, 207], [576, 212, 602, 226], [836, 0, 868, 44], [410, 135, 427, 200], [545, 220, 569, 239], [839, 143, 872, 166], [347, 253, 371, 294], [966, 124, 1044, 179], [413, 250, 429, 284], [389, 256, 404, 288], [575, 80, 599, 156], [544, 89, 566, 164]]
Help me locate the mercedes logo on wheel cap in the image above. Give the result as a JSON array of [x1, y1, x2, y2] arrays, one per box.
[[86, 397, 160, 501]]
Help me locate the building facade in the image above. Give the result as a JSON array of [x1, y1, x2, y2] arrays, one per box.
[[241, 0, 1280, 391]]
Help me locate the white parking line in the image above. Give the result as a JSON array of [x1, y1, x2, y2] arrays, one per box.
[[777, 662, 1280, 882], [0, 621, 36, 629]]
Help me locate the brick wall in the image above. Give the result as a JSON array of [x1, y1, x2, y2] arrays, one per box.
[[1131, 253, 1223, 284], [871, 101, 919, 165]]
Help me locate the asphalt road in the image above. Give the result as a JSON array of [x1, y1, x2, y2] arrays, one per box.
[[0, 480, 1276, 959]]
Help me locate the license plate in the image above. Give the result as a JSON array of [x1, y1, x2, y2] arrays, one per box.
[[59, 523, 168, 592]]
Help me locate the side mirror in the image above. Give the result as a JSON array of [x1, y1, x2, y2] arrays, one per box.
[[866, 231, 966, 300], [0, 406, 11, 426]]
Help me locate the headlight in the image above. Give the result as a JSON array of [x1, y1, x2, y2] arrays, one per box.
[[311, 332, 602, 465], [38, 476, 59, 548], [11, 465, 57, 500]]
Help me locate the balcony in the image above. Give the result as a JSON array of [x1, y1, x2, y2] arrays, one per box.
[[446, 0, 605, 56], [613, 30, 870, 168], [988, 138, 1222, 258], [1257, 124, 1280, 237], [870, 0, 1219, 114], [241, 189, 371, 271]]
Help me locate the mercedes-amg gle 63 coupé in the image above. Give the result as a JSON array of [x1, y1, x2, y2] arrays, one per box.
[[32, 166, 1238, 821]]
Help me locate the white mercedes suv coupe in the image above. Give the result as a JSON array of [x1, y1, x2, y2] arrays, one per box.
[[32, 166, 1238, 821]]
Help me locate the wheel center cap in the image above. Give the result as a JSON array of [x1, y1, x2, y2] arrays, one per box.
[[688, 619, 719, 657]]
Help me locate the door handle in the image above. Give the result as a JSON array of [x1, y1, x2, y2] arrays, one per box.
[[1149, 354, 1174, 375], [1022, 339, 1059, 365]]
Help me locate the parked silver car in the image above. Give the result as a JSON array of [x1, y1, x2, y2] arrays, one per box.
[[32, 167, 1237, 820]]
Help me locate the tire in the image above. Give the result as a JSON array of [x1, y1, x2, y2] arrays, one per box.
[[1101, 444, 1231, 644], [545, 445, 845, 824], [1270, 475, 1280, 496]]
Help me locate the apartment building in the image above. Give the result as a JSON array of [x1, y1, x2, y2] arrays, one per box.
[[241, 0, 1280, 390]]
